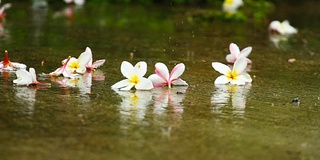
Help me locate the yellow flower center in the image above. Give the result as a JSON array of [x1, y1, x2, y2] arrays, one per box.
[[130, 75, 140, 85], [224, 0, 233, 5], [228, 71, 238, 80], [69, 61, 80, 70]]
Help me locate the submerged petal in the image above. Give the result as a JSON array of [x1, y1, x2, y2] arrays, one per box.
[[212, 62, 231, 75], [169, 63, 185, 81], [155, 62, 169, 82], [214, 75, 230, 84], [135, 77, 153, 90]]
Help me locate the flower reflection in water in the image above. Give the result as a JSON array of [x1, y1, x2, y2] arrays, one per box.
[[54, 72, 94, 95], [14, 87, 36, 115], [211, 84, 251, 116], [114, 89, 152, 133], [151, 87, 188, 116]]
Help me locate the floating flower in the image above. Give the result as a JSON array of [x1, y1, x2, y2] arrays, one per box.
[[65, 47, 92, 74], [85, 48, 105, 71], [0, 3, 11, 22], [50, 56, 77, 78], [0, 50, 26, 71], [226, 43, 252, 64], [148, 62, 188, 88], [212, 57, 252, 85], [14, 68, 50, 86], [111, 61, 153, 91], [268, 20, 298, 35], [223, 0, 243, 14], [64, 0, 85, 6]]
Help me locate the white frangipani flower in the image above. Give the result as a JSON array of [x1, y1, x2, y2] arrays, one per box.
[[111, 61, 153, 91]]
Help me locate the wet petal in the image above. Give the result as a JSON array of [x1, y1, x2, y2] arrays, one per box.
[[169, 63, 185, 81], [121, 61, 134, 78], [172, 78, 188, 86], [229, 43, 240, 58], [212, 62, 231, 75], [135, 77, 153, 90], [120, 83, 135, 91], [148, 74, 167, 87], [155, 62, 169, 82], [214, 75, 230, 84], [111, 79, 130, 89], [232, 57, 247, 75], [134, 61, 147, 77], [226, 54, 236, 63]]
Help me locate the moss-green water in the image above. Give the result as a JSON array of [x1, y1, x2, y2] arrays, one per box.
[[0, 1, 320, 160]]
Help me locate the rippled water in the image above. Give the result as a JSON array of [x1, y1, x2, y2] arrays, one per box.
[[0, 1, 320, 160]]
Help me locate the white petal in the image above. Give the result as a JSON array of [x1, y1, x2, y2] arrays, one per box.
[[29, 68, 37, 83], [172, 78, 188, 86], [232, 57, 247, 75], [238, 73, 252, 83], [78, 47, 92, 70], [239, 46, 252, 58], [11, 62, 27, 69], [214, 75, 230, 84], [92, 59, 106, 69], [121, 61, 134, 79], [74, 0, 85, 5], [154, 62, 169, 81], [148, 74, 166, 87], [212, 62, 231, 75], [135, 77, 153, 90], [134, 61, 147, 77], [14, 69, 32, 85], [229, 43, 240, 58], [120, 83, 135, 91], [169, 63, 185, 81], [226, 54, 236, 63], [230, 79, 246, 85], [111, 79, 130, 89]]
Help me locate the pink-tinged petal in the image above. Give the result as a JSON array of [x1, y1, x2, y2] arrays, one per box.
[[172, 78, 188, 86], [169, 63, 185, 82], [246, 58, 252, 64], [121, 61, 134, 78], [214, 75, 230, 84], [230, 79, 246, 85], [29, 68, 37, 83], [148, 74, 167, 87], [226, 54, 236, 63], [111, 79, 130, 89], [229, 43, 240, 58], [14, 69, 32, 85], [239, 46, 252, 58], [135, 77, 153, 90], [155, 62, 169, 82], [134, 61, 147, 77], [92, 59, 105, 69], [212, 62, 231, 76], [232, 57, 247, 75], [0, 63, 3, 69]]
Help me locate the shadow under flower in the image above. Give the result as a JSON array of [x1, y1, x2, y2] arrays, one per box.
[[211, 84, 251, 116]]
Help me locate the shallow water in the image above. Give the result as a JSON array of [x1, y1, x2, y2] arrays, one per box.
[[1, 1, 320, 160]]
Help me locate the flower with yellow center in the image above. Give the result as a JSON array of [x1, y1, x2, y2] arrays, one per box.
[[66, 47, 92, 74], [212, 57, 252, 85], [223, 0, 243, 14], [111, 61, 153, 91]]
